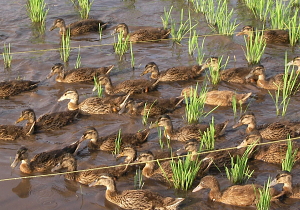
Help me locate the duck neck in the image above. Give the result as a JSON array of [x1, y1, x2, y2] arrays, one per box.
[[68, 97, 79, 111], [56, 71, 66, 82], [121, 25, 129, 40], [20, 159, 33, 174], [283, 179, 293, 196], [256, 74, 267, 88], [105, 181, 119, 202], [65, 162, 77, 181], [142, 161, 156, 177], [163, 124, 174, 140], [103, 78, 115, 95], [59, 23, 67, 35], [246, 121, 257, 134], [151, 67, 160, 80], [209, 180, 222, 201]]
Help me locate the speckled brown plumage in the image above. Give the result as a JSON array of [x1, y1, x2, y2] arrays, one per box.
[[81, 127, 149, 151], [0, 124, 33, 141], [0, 80, 39, 98], [50, 18, 108, 36], [287, 56, 300, 74], [114, 23, 170, 42], [47, 63, 114, 83], [141, 62, 203, 82]]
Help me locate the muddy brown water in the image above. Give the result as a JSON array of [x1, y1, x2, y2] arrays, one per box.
[[1, 0, 300, 209]]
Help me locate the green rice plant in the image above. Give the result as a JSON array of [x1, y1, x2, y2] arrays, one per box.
[[74, 46, 81, 69], [93, 76, 103, 97], [170, 155, 202, 190], [243, 0, 273, 22], [60, 30, 71, 63], [157, 126, 164, 149], [269, 0, 291, 29], [200, 116, 215, 151], [134, 167, 144, 189], [99, 24, 103, 41], [282, 137, 298, 172], [78, 0, 94, 19], [256, 178, 272, 210], [161, 6, 173, 29], [208, 56, 229, 85], [2, 43, 12, 69], [113, 129, 122, 155], [195, 38, 206, 65], [188, 30, 198, 56], [113, 31, 129, 60], [188, 0, 207, 13], [242, 30, 266, 65], [288, 9, 300, 46], [26, 0, 49, 23], [225, 144, 255, 184], [130, 42, 135, 69], [232, 94, 237, 118]]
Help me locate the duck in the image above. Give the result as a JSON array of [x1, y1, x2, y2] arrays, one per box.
[[113, 23, 170, 42], [135, 151, 174, 183], [287, 56, 300, 73], [236, 25, 290, 44], [140, 62, 203, 82], [95, 74, 159, 96], [49, 18, 108, 36], [151, 115, 228, 142], [181, 86, 252, 107], [89, 173, 184, 210], [80, 127, 149, 151], [192, 175, 278, 206], [233, 112, 300, 140], [0, 80, 39, 98], [15, 108, 79, 132], [0, 118, 34, 141], [51, 146, 136, 185], [200, 57, 257, 84], [47, 63, 114, 83], [58, 89, 129, 115], [10, 139, 83, 174]]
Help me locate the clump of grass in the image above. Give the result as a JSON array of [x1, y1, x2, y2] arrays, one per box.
[[225, 144, 254, 184], [93, 76, 103, 97], [134, 167, 144, 189], [161, 6, 173, 29], [74, 46, 81, 69], [288, 10, 300, 46], [269, 0, 290, 29], [2, 43, 12, 69], [78, 0, 93, 19], [113, 129, 122, 155], [113, 31, 129, 60], [170, 155, 202, 190], [282, 137, 298, 172], [256, 178, 272, 210], [245, 0, 273, 22], [195, 38, 206, 65], [188, 0, 207, 13], [200, 116, 215, 151], [26, 0, 49, 23], [188, 30, 198, 56], [207, 56, 229, 85], [60, 30, 71, 63]]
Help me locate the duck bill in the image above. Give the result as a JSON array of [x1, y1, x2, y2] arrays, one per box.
[[46, 71, 54, 79], [236, 31, 245, 36], [88, 180, 99, 187], [116, 153, 124, 160], [176, 147, 187, 156], [192, 184, 204, 193], [51, 164, 62, 172], [15, 116, 25, 124], [245, 71, 254, 80], [11, 154, 21, 168], [58, 95, 66, 102], [286, 61, 294, 66], [236, 140, 247, 149], [269, 178, 277, 187], [49, 25, 57, 31], [149, 122, 158, 129], [232, 121, 243, 129], [92, 85, 98, 92]]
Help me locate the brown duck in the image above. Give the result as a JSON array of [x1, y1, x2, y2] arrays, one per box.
[[0, 80, 39, 98], [287, 56, 300, 74]]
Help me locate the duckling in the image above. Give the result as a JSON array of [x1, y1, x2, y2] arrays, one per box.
[[95, 74, 159, 96], [80, 127, 149, 152], [49, 18, 108, 36], [47, 63, 114, 83], [51, 146, 136, 185], [136, 151, 173, 183], [113, 23, 170, 42], [181, 87, 252, 107], [10, 139, 83, 174], [287, 56, 300, 73], [192, 175, 278, 206], [0, 80, 39, 98], [233, 112, 300, 140], [15, 109, 78, 132], [200, 57, 257, 84], [89, 173, 184, 210], [140, 62, 203, 82], [58, 89, 129, 115], [152, 115, 228, 142], [236, 25, 290, 44]]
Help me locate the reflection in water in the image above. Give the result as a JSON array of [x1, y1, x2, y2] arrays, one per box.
[[12, 178, 31, 198]]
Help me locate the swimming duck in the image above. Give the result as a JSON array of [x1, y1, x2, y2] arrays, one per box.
[[51, 146, 136, 185], [80, 127, 149, 151], [0, 119, 34, 141], [49, 18, 108, 36], [140, 62, 203, 82], [47, 63, 114, 83], [181, 87, 252, 107], [113, 23, 170, 42], [287, 56, 300, 73], [192, 175, 278, 206], [0, 80, 39, 98], [95, 74, 159, 96], [152, 115, 228, 142], [10, 139, 83, 174], [58, 89, 129, 115], [89, 173, 184, 210], [15, 109, 78, 132], [200, 57, 257, 84], [233, 112, 300, 140], [236, 25, 290, 44]]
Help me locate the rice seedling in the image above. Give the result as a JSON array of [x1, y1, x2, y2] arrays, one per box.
[[170, 155, 202, 190], [232, 94, 237, 117], [188, 0, 207, 13], [288, 10, 300, 46], [243, 0, 273, 22], [134, 167, 144, 189], [113, 31, 129, 60], [26, 0, 49, 23], [60, 30, 71, 63], [130, 42, 135, 69], [195, 38, 205, 65], [93, 76, 103, 97], [269, 0, 291, 29], [200, 116, 215, 151], [161, 6, 173, 30], [188, 30, 198, 56], [74, 46, 81, 69], [256, 178, 272, 210], [78, 0, 94, 19], [99, 24, 103, 41], [282, 137, 298, 172], [113, 129, 122, 155], [207, 56, 229, 85], [225, 144, 255, 184], [242, 29, 266, 65], [2, 43, 12, 69], [157, 126, 164, 149]]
